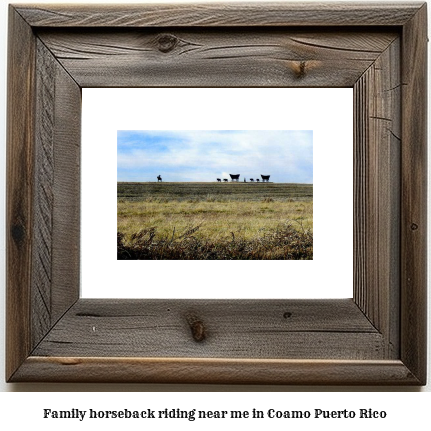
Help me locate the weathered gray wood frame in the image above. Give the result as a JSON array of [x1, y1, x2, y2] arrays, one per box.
[[6, 2, 427, 384]]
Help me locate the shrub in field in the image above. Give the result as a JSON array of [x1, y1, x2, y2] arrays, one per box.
[[117, 223, 312, 260]]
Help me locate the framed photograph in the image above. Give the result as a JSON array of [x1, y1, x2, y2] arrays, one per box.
[[6, 2, 427, 384], [81, 86, 352, 300]]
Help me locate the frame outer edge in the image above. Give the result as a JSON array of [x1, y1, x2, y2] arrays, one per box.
[[13, 2, 424, 27], [11, 357, 421, 385], [6, 6, 37, 381], [401, 3, 428, 384], [5, 2, 428, 385]]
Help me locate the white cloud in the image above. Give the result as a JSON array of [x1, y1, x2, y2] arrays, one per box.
[[118, 130, 312, 183]]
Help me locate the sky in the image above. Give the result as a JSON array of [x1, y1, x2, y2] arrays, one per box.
[[117, 130, 313, 183]]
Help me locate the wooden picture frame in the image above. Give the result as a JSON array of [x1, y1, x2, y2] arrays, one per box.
[[6, 2, 427, 384]]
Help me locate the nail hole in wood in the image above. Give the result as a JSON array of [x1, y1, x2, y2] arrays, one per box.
[[283, 311, 292, 319], [411, 223, 418, 230]]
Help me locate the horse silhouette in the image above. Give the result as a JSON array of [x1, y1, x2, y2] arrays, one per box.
[[217, 178, 221, 182], [261, 175, 270, 182], [157, 175, 162, 182], [250, 178, 254, 182], [223, 179, 228, 182], [229, 174, 240, 182]]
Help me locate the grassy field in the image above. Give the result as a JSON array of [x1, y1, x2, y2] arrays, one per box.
[[118, 182, 313, 260]]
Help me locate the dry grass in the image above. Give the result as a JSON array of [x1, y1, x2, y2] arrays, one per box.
[[118, 199, 312, 241], [117, 182, 313, 260], [118, 222, 312, 260]]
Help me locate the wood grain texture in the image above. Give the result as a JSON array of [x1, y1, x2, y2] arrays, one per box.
[[15, 2, 423, 27], [12, 357, 420, 385], [50, 51, 81, 324], [400, 3, 427, 385], [31, 39, 81, 349], [32, 40, 56, 347], [37, 29, 398, 88], [6, 8, 36, 381], [32, 299, 384, 360], [353, 38, 401, 359]]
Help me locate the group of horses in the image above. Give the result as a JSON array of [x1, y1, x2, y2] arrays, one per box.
[[156, 174, 271, 182], [217, 174, 270, 182]]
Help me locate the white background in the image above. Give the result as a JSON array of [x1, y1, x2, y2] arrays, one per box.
[[0, 0, 429, 418], [81, 88, 352, 299]]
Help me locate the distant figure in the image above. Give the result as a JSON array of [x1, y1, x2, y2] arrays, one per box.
[[217, 178, 221, 182], [223, 179, 228, 182], [250, 178, 254, 182], [256, 178, 260, 182], [244, 178, 246, 182], [261, 175, 270, 182], [229, 174, 240, 182], [157, 175, 162, 182]]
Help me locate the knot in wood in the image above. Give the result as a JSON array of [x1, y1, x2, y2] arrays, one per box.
[[11, 222, 25, 245], [186, 314, 206, 342], [411, 223, 418, 230], [294, 61, 307, 78], [157, 34, 178, 53]]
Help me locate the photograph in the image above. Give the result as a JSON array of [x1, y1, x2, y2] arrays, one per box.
[[117, 130, 313, 260]]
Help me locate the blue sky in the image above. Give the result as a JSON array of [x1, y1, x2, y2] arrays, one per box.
[[117, 130, 312, 183]]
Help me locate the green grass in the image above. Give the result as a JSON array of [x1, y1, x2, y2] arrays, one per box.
[[118, 182, 313, 260]]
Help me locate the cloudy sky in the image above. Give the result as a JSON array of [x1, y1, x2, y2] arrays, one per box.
[[117, 130, 312, 183]]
